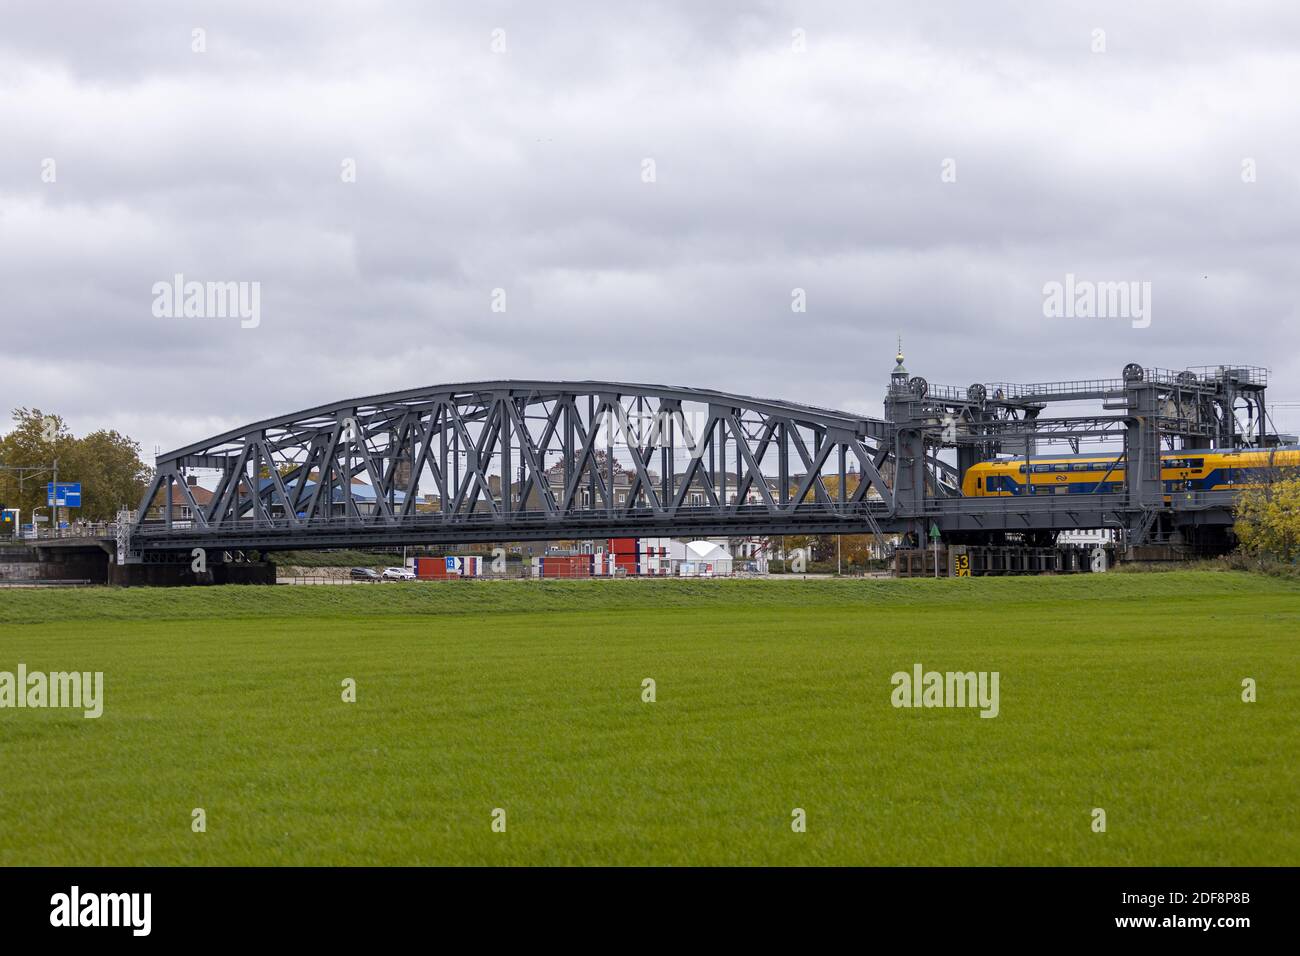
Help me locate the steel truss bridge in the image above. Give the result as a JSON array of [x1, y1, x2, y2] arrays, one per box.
[[122, 360, 1275, 563]]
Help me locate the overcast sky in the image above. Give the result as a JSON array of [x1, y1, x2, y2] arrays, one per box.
[[2, 0, 1298, 459]]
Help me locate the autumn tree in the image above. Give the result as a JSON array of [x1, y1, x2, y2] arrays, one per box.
[[0, 408, 150, 523], [1235, 477, 1300, 563], [64, 429, 153, 520], [0, 408, 73, 523]]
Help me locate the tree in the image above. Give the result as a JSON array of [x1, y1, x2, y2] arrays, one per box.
[[779, 534, 814, 568], [1235, 477, 1300, 563], [840, 534, 879, 567], [0, 408, 74, 524], [64, 429, 152, 521], [0, 408, 150, 523]]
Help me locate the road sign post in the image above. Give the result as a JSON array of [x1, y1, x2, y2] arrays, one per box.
[[47, 482, 82, 508]]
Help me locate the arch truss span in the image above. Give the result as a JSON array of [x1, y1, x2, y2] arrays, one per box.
[[130, 381, 899, 551]]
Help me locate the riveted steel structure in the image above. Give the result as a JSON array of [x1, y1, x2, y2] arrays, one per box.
[[126, 381, 906, 560], [123, 361, 1278, 563], [883, 358, 1274, 549]]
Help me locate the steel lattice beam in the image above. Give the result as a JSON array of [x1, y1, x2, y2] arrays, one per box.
[[130, 381, 906, 555]]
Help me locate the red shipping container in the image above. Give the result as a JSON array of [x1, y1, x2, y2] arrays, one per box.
[[415, 556, 452, 579], [541, 555, 591, 578], [609, 537, 638, 555]]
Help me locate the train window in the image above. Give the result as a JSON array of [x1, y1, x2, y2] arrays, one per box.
[[976, 477, 983, 489], [1017, 465, 1026, 474], [1186, 458, 1204, 469], [1071, 463, 1091, 471]]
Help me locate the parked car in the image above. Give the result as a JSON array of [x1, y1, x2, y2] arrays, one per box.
[[381, 566, 416, 581], [350, 567, 381, 581]]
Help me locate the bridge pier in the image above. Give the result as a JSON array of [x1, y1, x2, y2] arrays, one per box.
[[2, 541, 276, 587], [0, 544, 110, 585], [108, 559, 276, 587]]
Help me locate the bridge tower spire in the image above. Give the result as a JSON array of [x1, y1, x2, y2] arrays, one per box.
[[890, 336, 910, 393]]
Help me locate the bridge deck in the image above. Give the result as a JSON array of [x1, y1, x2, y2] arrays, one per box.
[[128, 492, 1236, 553]]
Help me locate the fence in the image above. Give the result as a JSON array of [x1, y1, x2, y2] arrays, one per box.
[[276, 565, 794, 585]]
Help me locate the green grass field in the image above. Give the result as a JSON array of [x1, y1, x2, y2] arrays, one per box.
[[1, 572, 1296, 866]]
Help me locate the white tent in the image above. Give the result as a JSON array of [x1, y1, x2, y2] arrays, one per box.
[[673, 539, 733, 576]]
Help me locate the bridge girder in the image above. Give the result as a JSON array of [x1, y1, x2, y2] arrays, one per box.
[[129, 381, 924, 557]]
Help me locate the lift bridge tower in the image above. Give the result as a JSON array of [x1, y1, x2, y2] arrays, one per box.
[[884, 350, 1273, 552]]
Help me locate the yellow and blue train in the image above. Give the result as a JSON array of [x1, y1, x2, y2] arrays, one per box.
[[962, 447, 1300, 498]]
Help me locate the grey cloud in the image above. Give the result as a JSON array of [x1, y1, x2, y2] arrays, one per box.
[[1, 0, 1299, 456]]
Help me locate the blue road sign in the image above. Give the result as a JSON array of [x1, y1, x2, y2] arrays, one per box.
[[47, 482, 82, 507]]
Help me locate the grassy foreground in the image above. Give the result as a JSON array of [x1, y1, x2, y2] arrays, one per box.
[[0, 572, 1296, 866]]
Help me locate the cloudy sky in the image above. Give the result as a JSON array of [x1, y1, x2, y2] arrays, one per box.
[[2, 0, 1299, 458]]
